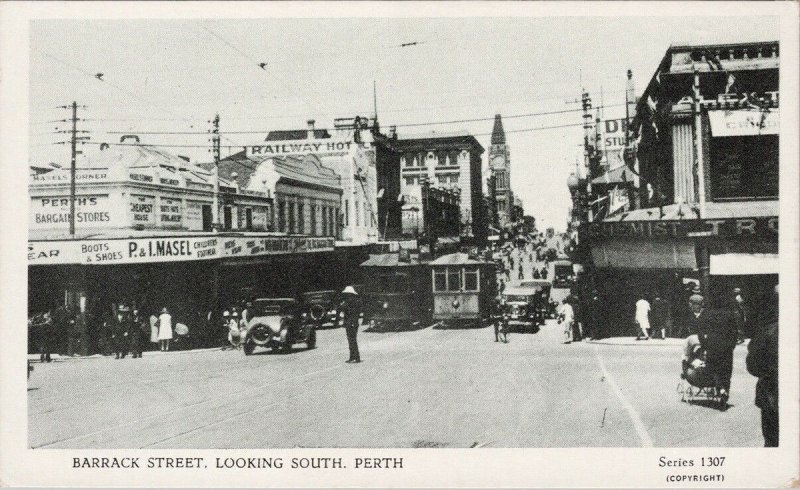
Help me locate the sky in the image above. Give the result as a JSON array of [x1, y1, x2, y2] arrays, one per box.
[[29, 16, 778, 232]]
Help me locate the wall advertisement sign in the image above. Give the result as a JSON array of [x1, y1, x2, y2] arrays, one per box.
[[708, 109, 779, 137], [159, 197, 183, 228], [28, 235, 335, 265], [30, 195, 111, 229], [129, 194, 156, 226], [31, 169, 109, 184]]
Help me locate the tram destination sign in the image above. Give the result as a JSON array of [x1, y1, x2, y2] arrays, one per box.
[[585, 216, 778, 242]]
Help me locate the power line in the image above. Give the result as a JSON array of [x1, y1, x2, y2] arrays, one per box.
[[81, 120, 588, 149], [96, 103, 623, 136]]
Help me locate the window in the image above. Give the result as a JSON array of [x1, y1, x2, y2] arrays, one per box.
[[288, 201, 295, 233], [434, 270, 447, 292], [464, 268, 479, 292], [329, 208, 336, 237], [245, 208, 253, 230], [710, 135, 778, 199], [447, 268, 461, 292], [278, 200, 286, 232], [405, 177, 415, 186], [310, 202, 317, 236], [297, 202, 304, 234], [321, 205, 328, 236], [345, 199, 350, 226], [355, 201, 360, 226]]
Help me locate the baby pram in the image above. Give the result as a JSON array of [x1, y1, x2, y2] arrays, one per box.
[[677, 336, 727, 407]]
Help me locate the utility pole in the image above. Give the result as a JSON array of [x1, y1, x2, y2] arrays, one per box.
[[57, 101, 87, 236], [211, 113, 221, 231], [581, 91, 594, 222]]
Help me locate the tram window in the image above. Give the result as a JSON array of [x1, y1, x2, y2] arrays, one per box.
[[434, 270, 447, 291], [447, 268, 461, 291], [464, 269, 479, 291]]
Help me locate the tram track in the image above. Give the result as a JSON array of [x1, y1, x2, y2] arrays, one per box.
[[32, 326, 445, 448]]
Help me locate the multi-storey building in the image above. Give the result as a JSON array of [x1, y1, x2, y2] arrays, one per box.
[[582, 41, 779, 334], [394, 131, 486, 243], [241, 120, 379, 245]]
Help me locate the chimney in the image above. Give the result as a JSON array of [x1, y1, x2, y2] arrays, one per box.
[[307, 119, 315, 139]]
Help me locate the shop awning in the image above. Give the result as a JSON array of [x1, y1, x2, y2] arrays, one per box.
[[591, 240, 697, 269], [710, 253, 779, 275]]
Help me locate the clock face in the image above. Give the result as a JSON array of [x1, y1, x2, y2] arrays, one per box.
[[492, 156, 505, 167]]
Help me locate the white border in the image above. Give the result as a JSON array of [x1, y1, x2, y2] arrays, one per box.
[[1, 2, 798, 487]]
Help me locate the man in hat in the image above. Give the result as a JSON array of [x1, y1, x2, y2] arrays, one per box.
[[732, 287, 751, 344], [112, 305, 131, 359], [128, 308, 146, 358], [339, 286, 362, 363], [747, 284, 779, 446], [682, 293, 737, 403]]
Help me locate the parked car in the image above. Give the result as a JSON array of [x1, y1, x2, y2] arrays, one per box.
[[501, 285, 547, 332], [301, 290, 341, 328], [241, 298, 316, 355]]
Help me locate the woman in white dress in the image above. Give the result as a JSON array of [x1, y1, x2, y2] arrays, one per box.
[[157, 307, 173, 352]]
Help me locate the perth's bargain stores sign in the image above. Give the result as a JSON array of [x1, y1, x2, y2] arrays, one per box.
[[28, 235, 335, 265]]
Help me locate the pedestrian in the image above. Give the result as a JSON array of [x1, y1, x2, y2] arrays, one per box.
[[651, 295, 672, 340], [229, 310, 242, 349], [588, 290, 606, 340], [532, 268, 541, 279], [40, 306, 63, 362], [732, 287, 751, 343], [112, 305, 130, 359], [498, 278, 506, 294], [746, 284, 779, 447], [129, 308, 146, 358], [541, 267, 548, 280], [504, 267, 511, 281], [558, 299, 574, 344], [635, 295, 651, 340], [339, 285, 362, 363], [149, 313, 159, 347], [157, 307, 173, 352], [493, 297, 504, 342], [518, 263, 524, 280]]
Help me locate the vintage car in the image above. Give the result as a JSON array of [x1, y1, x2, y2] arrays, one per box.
[[501, 284, 548, 331], [301, 290, 341, 328], [241, 298, 316, 355]]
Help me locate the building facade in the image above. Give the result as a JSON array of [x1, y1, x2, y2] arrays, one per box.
[[212, 152, 343, 238], [394, 132, 486, 243], [579, 41, 779, 334], [244, 120, 379, 245], [488, 114, 513, 228]]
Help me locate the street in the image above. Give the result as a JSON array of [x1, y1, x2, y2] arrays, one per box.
[[28, 320, 763, 449]]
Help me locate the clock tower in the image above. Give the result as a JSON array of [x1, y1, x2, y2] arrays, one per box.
[[488, 114, 513, 227]]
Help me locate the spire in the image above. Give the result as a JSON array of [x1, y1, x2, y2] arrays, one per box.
[[490, 114, 505, 145]]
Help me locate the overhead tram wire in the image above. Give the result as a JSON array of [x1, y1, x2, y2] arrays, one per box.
[[81, 120, 587, 149], [30, 46, 248, 150], [98, 103, 622, 136]]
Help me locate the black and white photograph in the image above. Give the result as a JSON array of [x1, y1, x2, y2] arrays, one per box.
[[1, 1, 798, 487]]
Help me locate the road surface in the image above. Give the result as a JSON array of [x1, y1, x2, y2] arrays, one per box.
[[28, 320, 763, 449]]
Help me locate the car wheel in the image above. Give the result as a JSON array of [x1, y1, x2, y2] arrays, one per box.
[[281, 342, 291, 354], [243, 341, 255, 356], [307, 328, 317, 350]]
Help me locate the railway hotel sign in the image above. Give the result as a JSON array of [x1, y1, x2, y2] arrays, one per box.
[[246, 139, 360, 158]]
